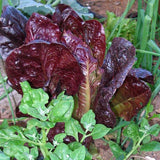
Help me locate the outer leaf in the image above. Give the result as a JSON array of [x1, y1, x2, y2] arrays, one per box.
[[25, 13, 61, 43], [110, 75, 151, 121], [108, 141, 126, 159], [5, 40, 83, 96], [94, 37, 136, 127], [48, 92, 74, 122], [5, 41, 47, 94], [19, 81, 49, 121], [94, 102, 116, 128], [101, 37, 136, 102], [0, 6, 27, 60], [62, 30, 103, 119], [140, 141, 160, 152], [80, 110, 96, 132], [91, 124, 111, 140]]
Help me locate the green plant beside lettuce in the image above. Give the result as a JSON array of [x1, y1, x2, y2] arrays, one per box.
[[105, 117, 160, 160], [104, 11, 137, 45], [0, 81, 110, 160]]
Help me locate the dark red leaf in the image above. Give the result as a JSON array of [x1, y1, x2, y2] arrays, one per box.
[[94, 98, 117, 128], [5, 41, 47, 94], [0, 6, 27, 60], [42, 43, 83, 96], [83, 20, 106, 66], [101, 37, 136, 102], [62, 15, 84, 38], [25, 13, 61, 43], [5, 40, 83, 96], [129, 68, 154, 84], [62, 30, 103, 119], [52, 4, 83, 27], [110, 75, 151, 121], [93, 37, 136, 127]]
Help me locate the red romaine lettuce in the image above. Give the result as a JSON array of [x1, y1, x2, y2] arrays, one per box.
[[5, 40, 83, 96], [2, 4, 153, 128], [0, 6, 27, 60], [93, 38, 137, 127]]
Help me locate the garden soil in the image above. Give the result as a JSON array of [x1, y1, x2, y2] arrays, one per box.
[[0, 0, 160, 159]]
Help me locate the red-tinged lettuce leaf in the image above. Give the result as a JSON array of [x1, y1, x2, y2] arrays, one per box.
[[52, 4, 83, 27], [129, 68, 154, 84], [94, 96, 117, 128], [41, 43, 83, 97], [25, 13, 61, 43], [83, 20, 106, 66], [62, 30, 103, 119], [5, 40, 83, 97], [62, 15, 84, 38], [93, 37, 136, 127], [0, 6, 27, 60], [110, 75, 151, 121], [101, 37, 136, 102], [5, 41, 47, 94]]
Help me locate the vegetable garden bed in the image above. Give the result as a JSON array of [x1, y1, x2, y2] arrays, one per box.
[[0, 0, 160, 160]]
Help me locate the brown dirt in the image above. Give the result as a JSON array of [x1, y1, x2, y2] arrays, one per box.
[[78, 0, 138, 17]]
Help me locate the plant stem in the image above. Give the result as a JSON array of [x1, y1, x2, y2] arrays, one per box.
[[0, 72, 15, 124], [116, 128, 121, 144], [124, 134, 147, 160], [40, 129, 50, 159]]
